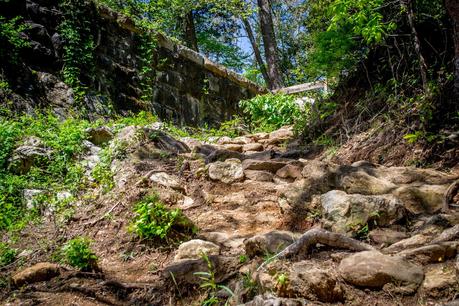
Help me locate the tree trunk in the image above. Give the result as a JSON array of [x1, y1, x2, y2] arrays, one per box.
[[401, 0, 428, 91], [257, 0, 283, 90], [445, 0, 459, 95], [183, 11, 199, 52], [242, 18, 272, 88]]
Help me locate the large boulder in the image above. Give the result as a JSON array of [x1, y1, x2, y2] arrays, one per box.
[[321, 190, 405, 235], [12, 262, 61, 287], [393, 185, 447, 215], [174, 239, 220, 261], [208, 159, 244, 184], [339, 251, 424, 289]]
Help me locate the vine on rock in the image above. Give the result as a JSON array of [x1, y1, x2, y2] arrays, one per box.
[[58, 0, 95, 108]]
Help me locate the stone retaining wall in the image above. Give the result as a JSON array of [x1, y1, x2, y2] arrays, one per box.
[[1, 1, 266, 126]]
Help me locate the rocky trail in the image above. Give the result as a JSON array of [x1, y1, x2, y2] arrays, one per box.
[[3, 124, 459, 306]]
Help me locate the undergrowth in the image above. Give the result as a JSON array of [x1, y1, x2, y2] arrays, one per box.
[[61, 237, 98, 271], [0, 111, 157, 233], [129, 194, 196, 241]]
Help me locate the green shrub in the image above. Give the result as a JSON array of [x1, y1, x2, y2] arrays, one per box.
[[239, 93, 303, 132], [0, 113, 89, 232], [129, 194, 195, 240], [0, 15, 30, 63], [0, 242, 17, 267], [61, 237, 98, 270]]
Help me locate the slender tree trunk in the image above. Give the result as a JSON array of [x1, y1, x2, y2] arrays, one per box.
[[445, 0, 459, 95], [257, 0, 283, 90], [401, 0, 428, 91], [183, 11, 199, 52], [242, 18, 272, 88]]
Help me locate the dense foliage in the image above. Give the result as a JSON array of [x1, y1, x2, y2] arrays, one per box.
[[239, 94, 305, 132]]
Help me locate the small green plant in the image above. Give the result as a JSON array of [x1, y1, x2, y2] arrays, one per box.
[[129, 194, 195, 240], [242, 272, 258, 300], [238, 254, 248, 264], [195, 253, 234, 306], [276, 273, 289, 287], [0, 242, 17, 267], [61, 237, 98, 271]]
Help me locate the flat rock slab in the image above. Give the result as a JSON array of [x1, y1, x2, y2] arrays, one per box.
[[12, 262, 61, 287], [242, 159, 288, 173], [244, 170, 273, 182], [150, 172, 183, 191], [339, 251, 424, 289]]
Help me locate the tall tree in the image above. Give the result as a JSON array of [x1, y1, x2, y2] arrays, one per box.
[[445, 0, 459, 96], [242, 18, 271, 87], [183, 11, 199, 52], [257, 0, 283, 89]]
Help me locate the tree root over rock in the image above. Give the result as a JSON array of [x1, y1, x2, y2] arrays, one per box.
[[258, 228, 374, 271], [444, 180, 459, 211]]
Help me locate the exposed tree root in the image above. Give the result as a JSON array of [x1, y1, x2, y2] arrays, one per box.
[[444, 180, 459, 211], [257, 228, 374, 271]]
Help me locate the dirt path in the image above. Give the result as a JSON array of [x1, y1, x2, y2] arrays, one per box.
[[3, 125, 459, 305]]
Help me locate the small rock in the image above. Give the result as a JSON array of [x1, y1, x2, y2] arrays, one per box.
[[223, 144, 243, 152], [150, 172, 183, 191], [233, 136, 253, 144], [244, 170, 273, 182], [369, 228, 409, 246], [200, 232, 245, 253], [243, 293, 306, 306], [339, 251, 424, 289], [250, 132, 269, 141], [269, 127, 293, 141], [12, 262, 61, 287], [86, 126, 114, 145], [164, 256, 238, 285], [174, 239, 220, 261], [422, 264, 458, 298], [217, 136, 233, 145], [208, 159, 244, 184], [244, 231, 299, 257], [242, 159, 288, 173], [23, 189, 45, 210], [56, 191, 73, 201], [276, 164, 303, 180], [179, 196, 199, 210], [242, 143, 264, 152]]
